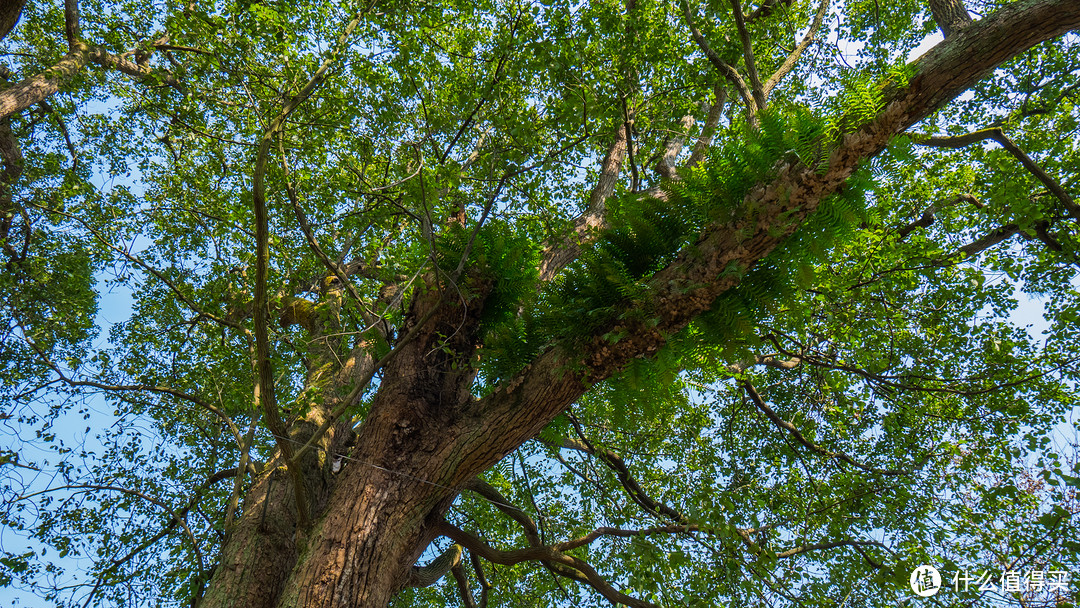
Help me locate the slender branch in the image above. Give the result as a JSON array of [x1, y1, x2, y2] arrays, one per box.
[[153, 43, 215, 57], [73, 467, 240, 608], [439, 16, 516, 165], [249, 4, 370, 527], [556, 434, 687, 523], [730, 0, 767, 109], [16, 483, 170, 508], [762, 0, 830, 97], [277, 135, 379, 329], [224, 416, 260, 532], [17, 329, 244, 449], [622, 99, 640, 191], [915, 128, 1079, 220], [29, 202, 244, 331], [437, 521, 660, 608], [740, 380, 921, 476], [39, 100, 78, 168], [680, 0, 757, 122], [462, 477, 588, 583], [774, 539, 891, 559], [555, 524, 707, 552], [767, 336, 1078, 398]]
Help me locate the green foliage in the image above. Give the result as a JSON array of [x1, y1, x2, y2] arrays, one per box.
[[478, 107, 860, 384], [3, 0, 1080, 607], [436, 220, 542, 328]]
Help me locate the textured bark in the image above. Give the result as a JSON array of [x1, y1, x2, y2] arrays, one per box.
[[539, 123, 628, 281], [199, 287, 372, 608], [0, 0, 25, 41], [277, 278, 496, 606], [194, 2, 1080, 606], [198, 409, 352, 608], [928, 0, 973, 37], [0, 46, 90, 120]]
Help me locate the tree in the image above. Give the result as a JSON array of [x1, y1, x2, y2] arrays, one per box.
[[2, 0, 1079, 606]]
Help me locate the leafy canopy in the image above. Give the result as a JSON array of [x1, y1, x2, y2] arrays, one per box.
[[1, 0, 1079, 606]]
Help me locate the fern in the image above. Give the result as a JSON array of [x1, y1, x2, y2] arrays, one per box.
[[473, 107, 875, 391]]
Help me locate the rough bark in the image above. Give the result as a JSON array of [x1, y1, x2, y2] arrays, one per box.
[[0, 46, 90, 120], [194, 2, 1080, 607], [538, 123, 628, 281], [928, 0, 973, 37], [0, 0, 25, 41], [276, 277, 495, 606], [199, 288, 373, 608]]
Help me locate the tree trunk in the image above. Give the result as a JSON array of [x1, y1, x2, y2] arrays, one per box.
[[0, 0, 25, 41], [194, 2, 1080, 606]]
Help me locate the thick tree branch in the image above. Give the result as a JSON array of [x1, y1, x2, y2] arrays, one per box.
[[462, 478, 541, 542], [928, 0, 973, 38], [437, 521, 660, 608], [726, 353, 801, 374], [86, 47, 182, 91], [687, 85, 727, 169], [469, 552, 492, 608], [450, 0, 1080, 538], [655, 114, 697, 180], [0, 47, 90, 120], [539, 124, 629, 281], [450, 562, 477, 608], [64, 0, 80, 49], [681, 0, 757, 121], [915, 127, 1080, 220], [0, 38, 183, 121], [0, 0, 25, 41], [405, 544, 463, 588], [745, 0, 793, 24]]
